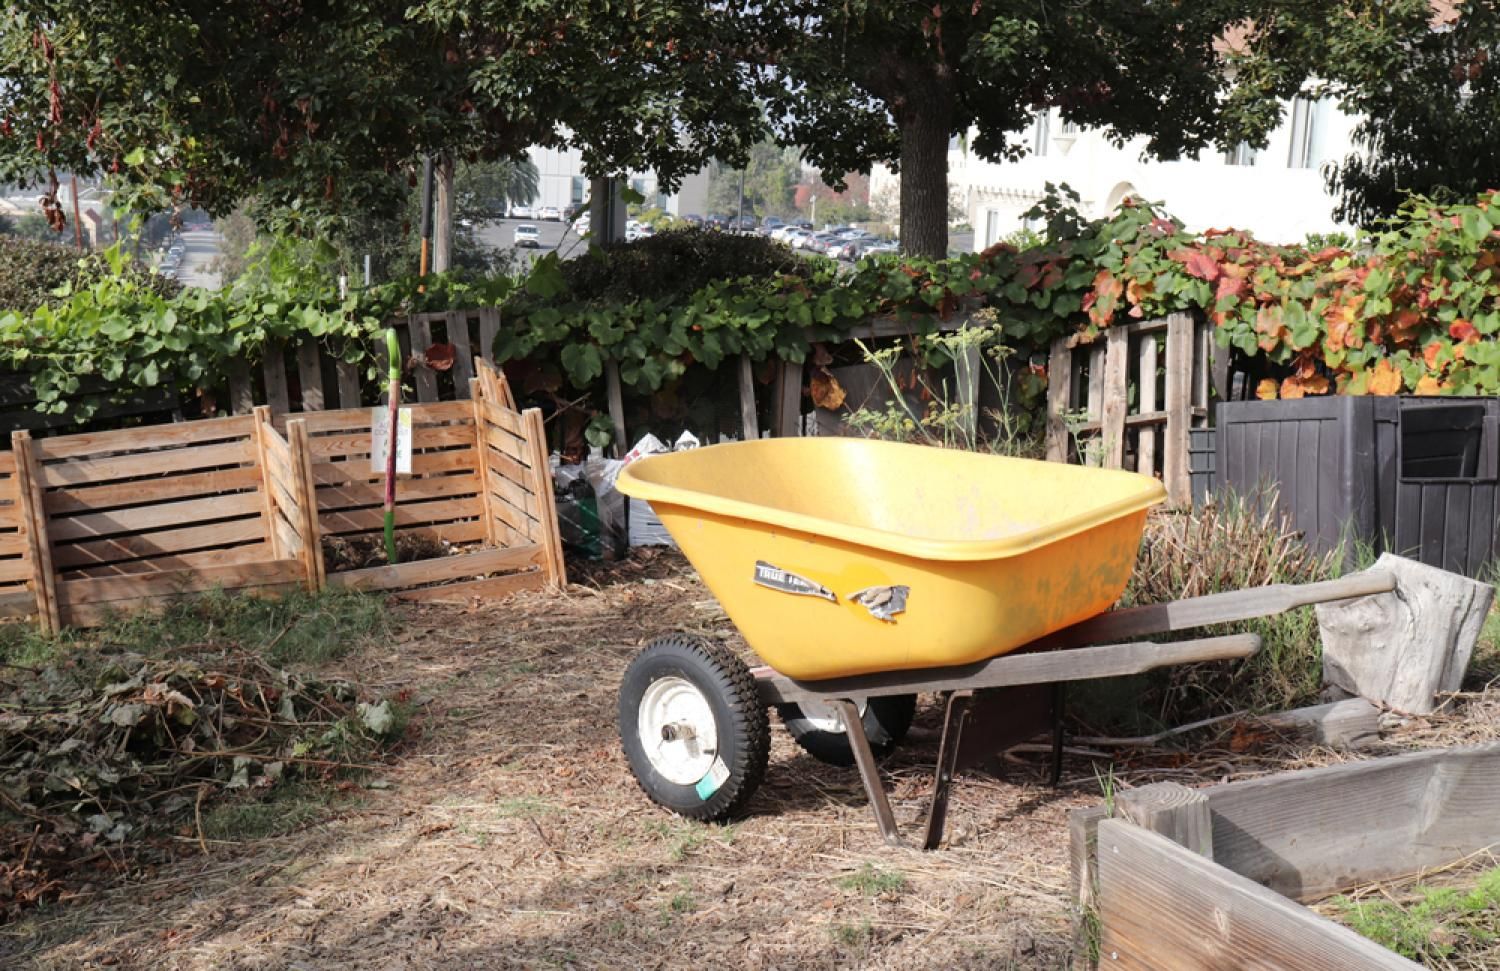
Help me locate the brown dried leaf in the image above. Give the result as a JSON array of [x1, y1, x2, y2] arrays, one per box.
[[809, 368, 847, 410]]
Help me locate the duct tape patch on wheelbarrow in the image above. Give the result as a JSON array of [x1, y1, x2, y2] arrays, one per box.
[[753, 561, 836, 602], [694, 757, 731, 800]]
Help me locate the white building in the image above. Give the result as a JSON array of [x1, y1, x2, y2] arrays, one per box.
[[872, 96, 1362, 250], [522, 145, 710, 217]]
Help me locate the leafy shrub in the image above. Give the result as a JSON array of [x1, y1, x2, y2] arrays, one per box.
[[0, 235, 180, 313], [558, 228, 808, 304]]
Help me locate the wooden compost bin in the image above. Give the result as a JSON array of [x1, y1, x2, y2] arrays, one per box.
[[1072, 742, 1500, 970], [0, 447, 40, 622], [12, 418, 309, 632], [269, 363, 565, 599]]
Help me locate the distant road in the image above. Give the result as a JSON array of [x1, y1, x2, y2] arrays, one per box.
[[176, 228, 222, 290], [477, 218, 589, 267]]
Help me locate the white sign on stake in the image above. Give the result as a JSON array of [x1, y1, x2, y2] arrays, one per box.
[[371, 407, 413, 475]]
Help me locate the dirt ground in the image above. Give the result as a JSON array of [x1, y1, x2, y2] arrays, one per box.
[[6, 552, 1499, 970]]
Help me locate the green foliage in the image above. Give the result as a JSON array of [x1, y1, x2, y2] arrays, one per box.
[[1332, 867, 1500, 965], [0, 238, 515, 422], [0, 235, 179, 313], [1320, 1, 1500, 226]]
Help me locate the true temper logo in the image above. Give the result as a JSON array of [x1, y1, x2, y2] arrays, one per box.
[[753, 561, 836, 602]]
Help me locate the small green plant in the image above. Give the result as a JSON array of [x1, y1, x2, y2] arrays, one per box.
[[1333, 867, 1500, 965], [831, 920, 875, 952], [200, 785, 333, 842], [646, 818, 731, 861], [496, 796, 553, 819], [660, 887, 697, 925], [837, 863, 907, 896]]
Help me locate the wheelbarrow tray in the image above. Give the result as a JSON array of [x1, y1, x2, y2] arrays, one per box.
[[617, 438, 1166, 680]]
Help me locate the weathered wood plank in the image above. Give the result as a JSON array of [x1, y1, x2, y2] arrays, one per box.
[[227, 359, 256, 415], [262, 342, 292, 415], [13, 432, 59, 632], [1101, 326, 1129, 469], [1163, 313, 1194, 504], [1117, 782, 1212, 859], [478, 308, 500, 365], [326, 544, 542, 591], [251, 407, 286, 558], [55, 558, 304, 606], [50, 519, 267, 570], [482, 403, 528, 439], [1097, 820, 1418, 970], [289, 399, 472, 434], [310, 448, 474, 486], [385, 569, 545, 603], [408, 315, 440, 402], [34, 415, 255, 459], [316, 497, 484, 536], [295, 343, 325, 411], [285, 420, 324, 590], [335, 360, 363, 410], [0, 555, 33, 583], [306, 423, 473, 459], [1205, 742, 1500, 901], [0, 589, 38, 619], [470, 388, 500, 547], [483, 426, 532, 469], [774, 360, 804, 438], [1137, 333, 1159, 475], [1049, 570, 1397, 650], [446, 310, 475, 397], [1249, 698, 1381, 750], [523, 407, 567, 589], [37, 440, 256, 488], [759, 634, 1260, 705], [605, 358, 628, 453], [47, 492, 263, 542], [63, 542, 275, 579], [738, 354, 759, 441], [61, 581, 303, 627], [1068, 805, 1108, 971], [43, 466, 262, 515], [315, 473, 481, 512], [1045, 338, 1072, 463], [485, 467, 540, 520]]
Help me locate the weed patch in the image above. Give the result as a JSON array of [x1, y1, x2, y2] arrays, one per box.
[[838, 863, 907, 896], [1331, 866, 1500, 967]]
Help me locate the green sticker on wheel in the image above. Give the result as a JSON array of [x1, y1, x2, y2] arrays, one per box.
[[695, 756, 730, 800]]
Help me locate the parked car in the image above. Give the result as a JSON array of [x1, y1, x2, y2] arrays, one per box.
[[805, 232, 842, 255], [539, 206, 561, 221], [511, 204, 534, 219], [785, 229, 815, 249], [862, 239, 899, 257], [513, 223, 541, 248], [769, 224, 798, 242]]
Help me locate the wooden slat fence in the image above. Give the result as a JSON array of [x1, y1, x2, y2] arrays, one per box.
[[1045, 313, 1219, 504]]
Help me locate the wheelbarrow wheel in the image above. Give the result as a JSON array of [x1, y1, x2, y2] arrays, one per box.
[[776, 695, 917, 767], [619, 634, 770, 822]]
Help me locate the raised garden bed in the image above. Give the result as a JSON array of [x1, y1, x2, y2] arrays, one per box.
[[1071, 742, 1500, 969]]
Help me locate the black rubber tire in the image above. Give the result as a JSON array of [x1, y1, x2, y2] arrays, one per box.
[[618, 634, 770, 821], [776, 694, 917, 767]]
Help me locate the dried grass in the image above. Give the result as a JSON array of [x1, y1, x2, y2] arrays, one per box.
[[4, 550, 1497, 970]]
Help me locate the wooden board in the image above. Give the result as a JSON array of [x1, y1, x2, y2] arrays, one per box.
[[46, 492, 263, 543], [296, 342, 325, 410], [55, 558, 303, 607], [1045, 339, 1072, 463], [446, 310, 475, 396], [386, 569, 546, 603], [738, 354, 759, 441], [408, 315, 440, 402], [1096, 820, 1418, 970], [61, 582, 304, 628], [33, 415, 256, 459], [479, 308, 500, 366], [1203, 742, 1500, 901], [335, 361, 362, 410], [290, 399, 473, 434], [50, 518, 268, 570], [262, 343, 292, 414], [306, 423, 474, 459], [316, 497, 484, 536], [1162, 313, 1194, 504], [314, 473, 481, 512], [62, 542, 273, 579], [1101, 326, 1129, 468], [43, 466, 263, 515], [326, 544, 542, 591], [37, 439, 255, 488]]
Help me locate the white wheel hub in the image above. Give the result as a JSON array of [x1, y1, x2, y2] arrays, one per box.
[[791, 697, 868, 734], [638, 676, 721, 786]]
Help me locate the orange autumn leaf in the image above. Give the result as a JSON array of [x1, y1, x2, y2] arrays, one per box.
[[809, 368, 846, 410], [1368, 358, 1404, 396], [1415, 375, 1443, 395], [1280, 376, 1306, 399], [1423, 341, 1444, 368], [1302, 374, 1329, 395], [1255, 378, 1279, 400], [1450, 319, 1477, 341]]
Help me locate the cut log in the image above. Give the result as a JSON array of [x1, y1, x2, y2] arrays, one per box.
[[1316, 553, 1494, 714], [1249, 698, 1381, 750]]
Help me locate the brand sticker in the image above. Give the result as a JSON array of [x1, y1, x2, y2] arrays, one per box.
[[753, 561, 836, 602], [847, 585, 910, 622], [695, 756, 731, 800]]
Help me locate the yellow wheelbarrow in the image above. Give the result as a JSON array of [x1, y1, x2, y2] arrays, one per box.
[[615, 438, 1394, 848]]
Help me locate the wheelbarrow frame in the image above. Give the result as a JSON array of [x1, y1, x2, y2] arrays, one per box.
[[751, 569, 1398, 849]]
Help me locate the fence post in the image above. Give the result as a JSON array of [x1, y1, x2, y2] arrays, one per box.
[[1045, 337, 1071, 462], [11, 431, 60, 633], [1101, 327, 1129, 469], [1164, 313, 1194, 503]]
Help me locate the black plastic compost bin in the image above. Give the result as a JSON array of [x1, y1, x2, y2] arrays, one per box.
[[1214, 396, 1500, 577]]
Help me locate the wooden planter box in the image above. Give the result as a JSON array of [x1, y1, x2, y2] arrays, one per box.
[[261, 363, 565, 601], [12, 417, 307, 631], [1072, 743, 1500, 969]]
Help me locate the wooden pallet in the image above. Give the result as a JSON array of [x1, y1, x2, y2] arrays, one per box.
[[0, 447, 40, 622], [265, 360, 565, 601], [14, 417, 304, 630]]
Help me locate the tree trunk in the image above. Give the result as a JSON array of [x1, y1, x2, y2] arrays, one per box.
[[898, 88, 953, 260], [432, 153, 454, 273]]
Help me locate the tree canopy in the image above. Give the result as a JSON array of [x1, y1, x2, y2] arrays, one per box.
[[1319, 0, 1500, 225], [754, 1, 1346, 256]]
